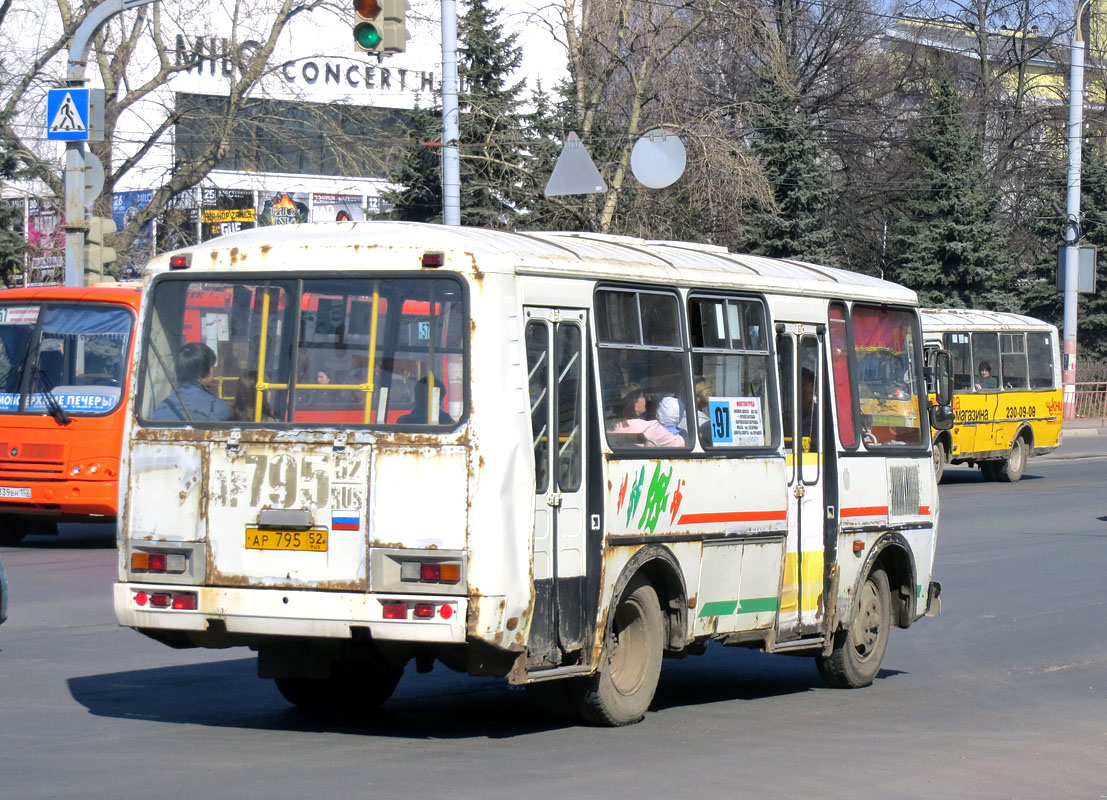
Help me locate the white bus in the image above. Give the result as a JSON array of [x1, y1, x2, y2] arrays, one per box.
[[115, 223, 952, 726]]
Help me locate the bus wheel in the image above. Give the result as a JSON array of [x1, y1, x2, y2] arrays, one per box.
[[816, 567, 891, 688], [996, 437, 1028, 483], [932, 440, 947, 483], [274, 657, 403, 713], [571, 577, 663, 726]]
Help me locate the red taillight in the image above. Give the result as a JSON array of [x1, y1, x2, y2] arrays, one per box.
[[382, 603, 407, 620], [172, 593, 197, 610], [413, 603, 435, 618], [439, 604, 453, 620], [135, 591, 148, 606], [420, 563, 441, 581], [168, 254, 190, 269], [149, 553, 167, 572], [421, 251, 445, 268], [150, 593, 171, 608]]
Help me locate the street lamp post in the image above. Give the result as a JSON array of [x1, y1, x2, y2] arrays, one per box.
[[1062, 0, 1091, 419], [62, 0, 159, 287]]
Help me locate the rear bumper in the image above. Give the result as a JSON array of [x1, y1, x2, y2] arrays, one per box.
[[114, 583, 467, 645], [0, 478, 117, 518]]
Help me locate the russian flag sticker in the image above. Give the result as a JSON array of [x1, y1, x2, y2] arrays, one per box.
[[331, 510, 360, 531]]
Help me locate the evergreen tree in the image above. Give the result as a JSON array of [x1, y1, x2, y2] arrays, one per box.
[[379, 104, 444, 223], [455, 0, 529, 227], [1022, 138, 1107, 362], [886, 77, 1015, 309], [738, 72, 840, 265], [0, 109, 37, 286]]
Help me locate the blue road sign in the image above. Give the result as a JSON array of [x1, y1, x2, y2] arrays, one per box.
[[47, 88, 90, 141]]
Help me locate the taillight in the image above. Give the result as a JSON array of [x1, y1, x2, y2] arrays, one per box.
[[134, 590, 196, 610], [131, 550, 187, 574], [400, 560, 462, 584], [382, 603, 407, 620]]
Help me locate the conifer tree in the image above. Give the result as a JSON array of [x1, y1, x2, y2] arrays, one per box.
[[738, 72, 841, 265], [886, 76, 1015, 309], [379, 104, 445, 223], [455, 0, 529, 227]]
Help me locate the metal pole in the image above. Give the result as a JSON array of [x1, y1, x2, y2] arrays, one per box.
[[61, 0, 159, 286], [440, 0, 460, 225], [1062, 0, 1089, 420]]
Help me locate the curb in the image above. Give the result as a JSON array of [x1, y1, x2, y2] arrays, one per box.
[[1062, 426, 1106, 438]]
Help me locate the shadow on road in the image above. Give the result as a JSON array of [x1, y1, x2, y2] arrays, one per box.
[[66, 644, 903, 737], [939, 468, 1043, 485]]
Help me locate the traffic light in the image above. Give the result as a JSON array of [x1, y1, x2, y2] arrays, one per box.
[[85, 215, 117, 283], [353, 0, 383, 52], [379, 0, 409, 54], [353, 0, 408, 54]]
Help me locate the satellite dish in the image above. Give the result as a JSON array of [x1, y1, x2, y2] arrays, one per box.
[[631, 128, 686, 189]]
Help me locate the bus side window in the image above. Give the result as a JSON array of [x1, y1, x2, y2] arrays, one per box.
[[1027, 333, 1055, 389], [596, 288, 691, 451]]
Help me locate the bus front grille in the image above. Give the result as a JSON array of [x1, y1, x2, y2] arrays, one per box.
[[0, 442, 66, 479]]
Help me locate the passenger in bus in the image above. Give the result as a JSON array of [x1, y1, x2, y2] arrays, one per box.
[[694, 378, 713, 444], [608, 383, 685, 447], [153, 342, 231, 422], [975, 361, 998, 390], [230, 371, 276, 423], [655, 395, 687, 444], [397, 375, 454, 425]]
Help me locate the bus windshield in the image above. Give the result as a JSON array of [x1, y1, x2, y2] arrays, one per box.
[[0, 302, 133, 416], [137, 275, 467, 427]]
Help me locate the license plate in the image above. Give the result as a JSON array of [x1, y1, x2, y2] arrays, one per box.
[[0, 486, 31, 499], [245, 527, 328, 552]]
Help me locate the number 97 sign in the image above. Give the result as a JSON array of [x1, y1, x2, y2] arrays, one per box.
[[708, 396, 765, 447]]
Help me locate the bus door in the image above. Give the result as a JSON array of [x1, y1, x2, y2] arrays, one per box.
[[524, 308, 589, 669], [776, 325, 827, 638]]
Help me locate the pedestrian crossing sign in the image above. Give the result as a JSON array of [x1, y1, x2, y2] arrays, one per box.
[[47, 88, 90, 141]]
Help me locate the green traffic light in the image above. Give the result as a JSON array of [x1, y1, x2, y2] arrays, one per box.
[[354, 22, 381, 50]]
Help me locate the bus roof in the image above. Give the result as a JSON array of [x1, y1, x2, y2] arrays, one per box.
[[919, 307, 1057, 333], [147, 222, 917, 305], [0, 281, 143, 307]]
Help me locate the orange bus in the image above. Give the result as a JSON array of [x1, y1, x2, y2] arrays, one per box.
[[0, 283, 142, 544]]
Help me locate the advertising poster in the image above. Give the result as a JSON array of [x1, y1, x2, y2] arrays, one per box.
[[258, 191, 309, 225], [112, 189, 155, 276], [312, 193, 364, 222], [26, 198, 65, 285], [200, 187, 256, 241]]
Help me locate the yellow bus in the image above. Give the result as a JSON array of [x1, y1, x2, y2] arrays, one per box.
[[921, 309, 1061, 483]]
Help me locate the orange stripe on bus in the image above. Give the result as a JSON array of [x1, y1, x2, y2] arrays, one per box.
[[677, 510, 787, 525], [840, 506, 888, 517]]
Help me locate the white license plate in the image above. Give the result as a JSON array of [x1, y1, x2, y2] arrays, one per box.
[[0, 486, 31, 499]]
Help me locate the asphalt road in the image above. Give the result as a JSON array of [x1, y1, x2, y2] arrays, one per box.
[[1, 440, 1106, 799]]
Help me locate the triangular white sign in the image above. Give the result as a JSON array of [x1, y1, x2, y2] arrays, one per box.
[[544, 132, 607, 196], [49, 93, 86, 133]]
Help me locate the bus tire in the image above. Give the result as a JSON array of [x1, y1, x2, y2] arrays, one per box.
[[816, 567, 891, 688], [996, 437, 1027, 483], [570, 577, 663, 726], [932, 440, 947, 483], [274, 657, 403, 713]]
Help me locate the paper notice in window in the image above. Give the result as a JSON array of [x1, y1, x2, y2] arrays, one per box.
[[707, 396, 764, 447]]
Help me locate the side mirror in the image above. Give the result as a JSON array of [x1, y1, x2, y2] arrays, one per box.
[[929, 403, 955, 431], [925, 348, 954, 407]]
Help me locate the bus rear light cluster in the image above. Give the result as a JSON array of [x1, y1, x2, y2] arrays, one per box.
[[399, 560, 461, 584], [134, 590, 197, 610], [381, 601, 454, 621], [131, 551, 188, 574]]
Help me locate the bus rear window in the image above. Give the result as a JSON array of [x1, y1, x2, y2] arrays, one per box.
[[137, 275, 467, 427], [0, 302, 133, 416]]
